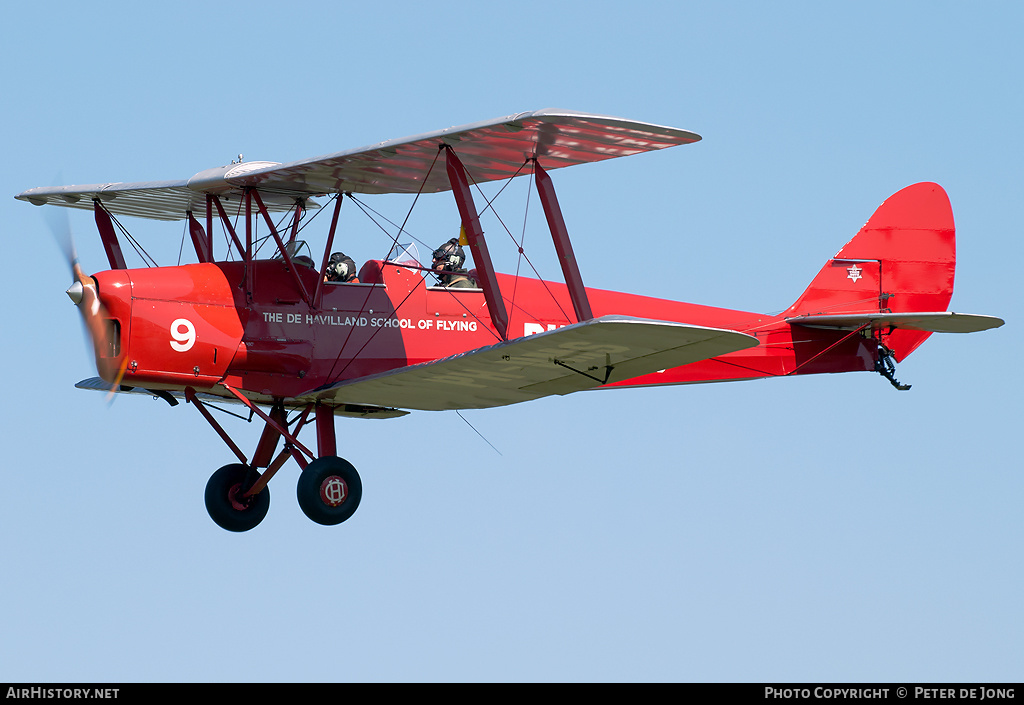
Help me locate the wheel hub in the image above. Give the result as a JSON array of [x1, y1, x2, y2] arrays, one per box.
[[319, 476, 348, 507], [227, 482, 251, 512]]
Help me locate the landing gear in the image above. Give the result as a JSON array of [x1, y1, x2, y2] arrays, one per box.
[[204, 463, 271, 532], [296, 456, 362, 526], [187, 388, 364, 531]]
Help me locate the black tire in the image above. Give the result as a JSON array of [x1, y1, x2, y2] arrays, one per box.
[[204, 463, 270, 532], [296, 456, 362, 526]]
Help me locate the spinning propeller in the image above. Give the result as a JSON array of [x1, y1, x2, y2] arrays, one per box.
[[48, 207, 127, 396]]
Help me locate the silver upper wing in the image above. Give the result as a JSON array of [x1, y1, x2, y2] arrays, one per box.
[[15, 109, 700, 221]]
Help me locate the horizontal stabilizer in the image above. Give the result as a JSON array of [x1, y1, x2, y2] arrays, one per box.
[[786, 312, 1004, 333], [302, 315, 759, 411]]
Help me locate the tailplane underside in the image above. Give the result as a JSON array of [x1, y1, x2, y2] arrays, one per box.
[[787, 311, 1004, 334]]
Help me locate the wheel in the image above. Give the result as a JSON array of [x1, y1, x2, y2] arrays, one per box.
[[296, 456, 362, 526], [204, 463, 270, 532]]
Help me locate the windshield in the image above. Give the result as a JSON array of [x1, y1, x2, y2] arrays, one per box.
[[274, 239, 312, 261], [386, 242, 422, 270]]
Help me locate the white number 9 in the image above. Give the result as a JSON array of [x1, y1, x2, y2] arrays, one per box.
[[170, 318, 196, 352]]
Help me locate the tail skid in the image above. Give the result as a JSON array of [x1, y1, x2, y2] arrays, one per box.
[[875, 344, 911, 390]]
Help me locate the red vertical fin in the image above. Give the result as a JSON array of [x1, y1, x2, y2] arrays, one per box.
[[786, 182, 956, 360]]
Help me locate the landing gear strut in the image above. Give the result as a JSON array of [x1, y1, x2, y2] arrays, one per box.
[[187, 387, 363, 531]]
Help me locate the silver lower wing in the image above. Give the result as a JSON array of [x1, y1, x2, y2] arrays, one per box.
[[75, 378, 408, 418], [301, 315, 759, 411]]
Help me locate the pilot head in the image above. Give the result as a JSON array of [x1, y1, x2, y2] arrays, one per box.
[[327, 252, 356, 282], [432, 238, 465, 272]]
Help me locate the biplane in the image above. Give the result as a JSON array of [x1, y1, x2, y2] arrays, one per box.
[[16, 109, 1003, 532]]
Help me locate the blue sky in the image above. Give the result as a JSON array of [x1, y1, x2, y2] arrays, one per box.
[[1, 1, 1020, 682]]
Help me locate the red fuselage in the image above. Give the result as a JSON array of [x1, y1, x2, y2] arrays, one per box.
[[90, 257, 874, 405]]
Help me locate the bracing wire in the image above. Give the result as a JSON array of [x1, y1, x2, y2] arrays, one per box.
[[102, 206, 159, 268], [456, 410, 502, 456], [176, 219, 187, 266], [460, 159, 573, 323]]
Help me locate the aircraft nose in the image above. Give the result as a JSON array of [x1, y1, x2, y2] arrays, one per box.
[[66, 280, 84, 305]]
